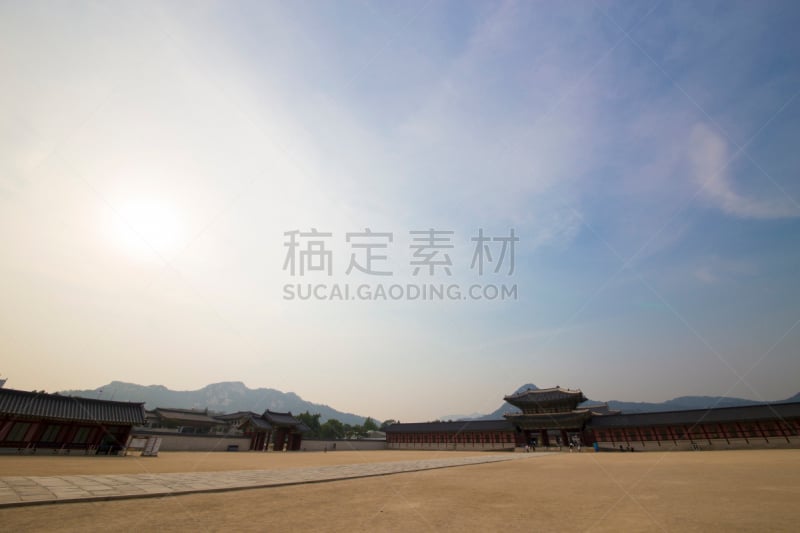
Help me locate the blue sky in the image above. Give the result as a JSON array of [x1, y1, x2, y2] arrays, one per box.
[[1, 1, 799, 420]]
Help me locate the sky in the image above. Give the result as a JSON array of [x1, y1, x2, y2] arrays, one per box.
[[1, 1, 799, 422]]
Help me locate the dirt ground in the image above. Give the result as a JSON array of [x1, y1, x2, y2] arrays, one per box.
[[0, 449, 486, 476], [1, 449, 798, 532]]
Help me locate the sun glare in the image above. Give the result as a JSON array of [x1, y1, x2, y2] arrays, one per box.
[[109, 200, 183, 260]]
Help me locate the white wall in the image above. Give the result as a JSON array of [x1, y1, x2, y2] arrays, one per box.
[[131, 432, 251, 452], [301, 439, 386, 451]]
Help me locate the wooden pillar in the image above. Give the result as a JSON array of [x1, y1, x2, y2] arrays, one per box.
[[719, 423, 730, 444], [632, 427, 643, 445], [56, 424, 70, 443], [665, 425, 676, 444], [700, 424, 712, 443], [735, 422, 749, 444], [0, 419, 15, 441], [90, 426, 104, 450], [754, 421, 769, 443], [652, 427, 661, 446], [23, 422, 40, 444], [776, 420, 791, 443], [31, 422, 51, 448], [273, 429, 283, 451], [115, 426, 133, 454], [62, 423, 80, 449]]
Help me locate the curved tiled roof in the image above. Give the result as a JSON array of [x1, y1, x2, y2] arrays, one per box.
[[263, 410, 302, 427], [245, 416, 273, 431], [0, 388, 146, 425], [151, 408, 219, 425], [588, 402, 800, 428], [214, 411, 261, 421], [504, 386, 586, 404]]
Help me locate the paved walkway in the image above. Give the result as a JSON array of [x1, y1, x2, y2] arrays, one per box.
[[0, 453, 543, 508]]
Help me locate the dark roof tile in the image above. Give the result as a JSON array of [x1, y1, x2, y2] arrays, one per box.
[[152, 408, 220, 425], [0, 388, 145, 425], [505, 387, 586, 404], [263, 410, 302, 428], [588, 402, 800, 428]]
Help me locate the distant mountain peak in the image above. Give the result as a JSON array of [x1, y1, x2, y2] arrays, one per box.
[[208, 380, 247, 387], [780, 392, 800, 403], [60, 381, 367, 425]]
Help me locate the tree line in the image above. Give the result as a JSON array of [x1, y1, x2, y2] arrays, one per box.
[[296, 412, 397, 439]]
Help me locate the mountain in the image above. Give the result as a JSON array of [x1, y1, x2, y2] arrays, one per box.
[[782, 392, 800, 403], [438, 412, 487, 421], [438, 383, 539, 421], [605, 396, 764, 413], [477, 382, 539, 420], [59, 381, 367, 425]]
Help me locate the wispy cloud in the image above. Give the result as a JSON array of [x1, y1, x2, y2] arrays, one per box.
[[689, 123, 800, 219], [693, 255, 757, 285]]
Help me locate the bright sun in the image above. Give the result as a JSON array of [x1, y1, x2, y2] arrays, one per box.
[[110, 200, 183, 260]]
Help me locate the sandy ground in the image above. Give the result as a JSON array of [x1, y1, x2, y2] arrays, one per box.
[[0, 449, 487, 476], [1, 449, 798, 532]]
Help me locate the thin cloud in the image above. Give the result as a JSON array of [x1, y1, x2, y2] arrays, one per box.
[[693, 256, 757, 285], [689, 123, 800, 219]]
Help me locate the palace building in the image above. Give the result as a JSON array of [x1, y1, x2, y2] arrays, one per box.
[[386, 386, 800, 451], [0, 388, 146, 454], [0, 387, 309, 454], [504, 386, 598, 447], [215, 410, 309, 451]]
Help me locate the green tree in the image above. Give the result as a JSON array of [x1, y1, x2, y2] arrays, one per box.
[[379, 419, 397, 431], [319, 418, 345, 439], [363, 417, 379, 431], [345, 424, 368, 439], [296, 412, 321, 438]]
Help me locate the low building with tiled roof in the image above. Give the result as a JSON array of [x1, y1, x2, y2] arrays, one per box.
[[152, 409, 309, 451], [0, 388, 145, 454], [262, 410, 307, 451], [145, 407, 224, 434]]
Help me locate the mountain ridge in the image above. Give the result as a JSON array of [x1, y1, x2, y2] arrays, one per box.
[[59, 381, 367, 425]]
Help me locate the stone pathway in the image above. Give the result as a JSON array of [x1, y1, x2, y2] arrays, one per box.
[[0, 453, 544, 508]]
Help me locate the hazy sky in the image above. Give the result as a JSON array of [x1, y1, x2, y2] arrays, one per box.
[[1, 1, 799, 422]]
